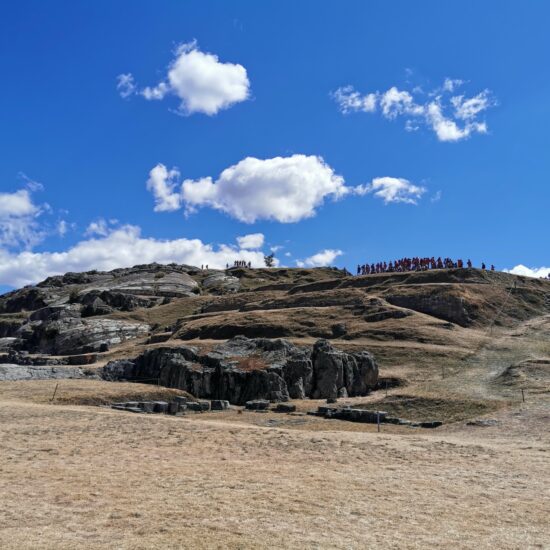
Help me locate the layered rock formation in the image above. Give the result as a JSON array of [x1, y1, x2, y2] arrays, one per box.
[[102, 336, 378, 404], [17, 304, 149, 355]]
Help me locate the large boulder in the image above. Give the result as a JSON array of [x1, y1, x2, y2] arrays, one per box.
[[102, 336, 378, 405], [311, 340, 378, 399]]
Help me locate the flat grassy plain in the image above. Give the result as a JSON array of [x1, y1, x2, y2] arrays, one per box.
[[1, 356, 548, 549]]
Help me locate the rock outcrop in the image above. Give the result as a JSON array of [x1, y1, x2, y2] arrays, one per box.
[[18, 304, 149, 355], [102, 336, 378, 405], [202, 272, 240, 293], [0, 363, 96, 381]]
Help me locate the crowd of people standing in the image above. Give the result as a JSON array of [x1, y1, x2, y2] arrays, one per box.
[[357, 257, 495, 275], [230, 260, 252, 268]]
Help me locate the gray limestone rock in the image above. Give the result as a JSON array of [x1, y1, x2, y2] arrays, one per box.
[[202, 272, 240, 293], [0, 363, 95, 381], [101, 336, 378, 406]]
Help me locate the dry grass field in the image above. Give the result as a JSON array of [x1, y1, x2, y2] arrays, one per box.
[[1, 318, 549, 549], [0, 387, 548, 549]]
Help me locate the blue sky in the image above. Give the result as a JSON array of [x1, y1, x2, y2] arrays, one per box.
[[0, 0, 549, 290]]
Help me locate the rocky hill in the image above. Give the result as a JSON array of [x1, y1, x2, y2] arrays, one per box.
[[1, 263, 549, 404]]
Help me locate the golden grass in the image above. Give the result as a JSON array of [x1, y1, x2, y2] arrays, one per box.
[[0, 395, 548, 549], [0, 379, 192, 406]]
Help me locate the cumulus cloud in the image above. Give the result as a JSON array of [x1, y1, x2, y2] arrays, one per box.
[[120, 41, 250, 115], [236, 233, 264, 249], [333, 78, 496, 142], [354, 177, 426, 205], [296, 249, 343, 268], [504, 265, 550, 279], [0, 188, 45, 249], [0, 225, 273, 288], [146, 164, 182, 212], [148, 155, 348, 223]]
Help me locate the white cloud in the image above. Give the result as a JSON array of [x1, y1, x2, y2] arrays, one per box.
[[57, 220, 70, 237], [126, 41, 250, 115], [0, 189, 37, 218], [296, 249, 343, 268], [85, 218, 114, 237], [0, 225, 273, 288], [333, 79, 496, 142], [146, 164, 182, 212], [0, 188, 44, 249], [116, 73, 136, 98], [442, 78, 464, 93], [354, 177, 426, 205], [504, 265, 550, 279], [236, 233, 264, 249], [380, 87, 423, 119], [425, 100, 487, 142], [332, 86, 377, 114], [149, 154, 348, 223], [451, 90, 495, 121]]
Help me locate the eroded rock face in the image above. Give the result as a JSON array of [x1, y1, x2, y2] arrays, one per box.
[[202, 273, 240, 293], [102, 336, 378, 404], [18, 313, 150, 355], [0, 264, 201, 317], [0, 363, 96, 381], [384, 287, 472, 326]]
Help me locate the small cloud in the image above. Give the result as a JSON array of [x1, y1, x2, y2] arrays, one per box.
[[236, 233, 264, 250], [85, 218, 116, 237], [122, 41, 250, 116], [146, 164, 182, 212], [354, 177, 426, 205], [442, 78, 465, 93], [0, 186, 46, 249], [332, 86, 377, 114], [116, 73, 136, 98], [430, 190, 442, 203], [504, 265, 550, 279], [18, 172, 44, 192], [296, 249, 343, 268], [57, 220, 69, 237]]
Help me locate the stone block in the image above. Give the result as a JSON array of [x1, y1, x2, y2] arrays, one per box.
[[187, 401, 210, 412], [210, 400, 230, 411], [275, 403, 297, 413], [153, 401, 168, 413], [138, 401, 154, 413], [245, 400, 270, 410], [420, 420, 442, 429]]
